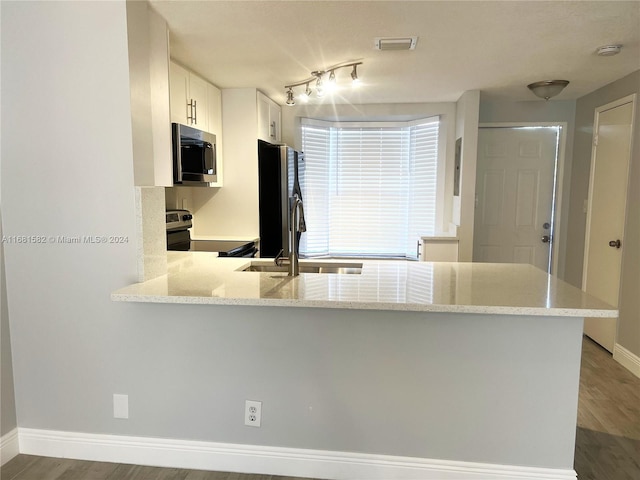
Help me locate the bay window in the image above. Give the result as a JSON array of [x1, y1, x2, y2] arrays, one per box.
[[300, 117, 440, 259]]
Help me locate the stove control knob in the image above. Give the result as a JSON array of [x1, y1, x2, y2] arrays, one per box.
[[183, 214, 192, 221]]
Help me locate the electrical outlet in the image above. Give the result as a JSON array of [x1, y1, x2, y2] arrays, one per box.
[[244, 400, 262, 427], [113, 394, 129, 419]]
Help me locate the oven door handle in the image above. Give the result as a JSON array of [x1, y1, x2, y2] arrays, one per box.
[[241, 247, 258, 258]]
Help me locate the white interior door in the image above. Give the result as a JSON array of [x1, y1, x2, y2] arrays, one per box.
[[583, 98, 635, 353], [474, 127, 558, 272]]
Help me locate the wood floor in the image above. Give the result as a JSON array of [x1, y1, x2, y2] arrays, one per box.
[[574, 337, 640, 479], [2, 336, 639, 480], [0, 454, 310, 480]]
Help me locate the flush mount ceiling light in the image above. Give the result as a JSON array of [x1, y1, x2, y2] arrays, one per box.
[[284, 61, 363, 106], [527, 80, 570, 101], [596, 44, 622, 56], [374, 36, 418, 51]]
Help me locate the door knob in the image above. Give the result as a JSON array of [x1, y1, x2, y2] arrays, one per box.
[[541, 235, 551, 243], [609, 239, 622, 248]]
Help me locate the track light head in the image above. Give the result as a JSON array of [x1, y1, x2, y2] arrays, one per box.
[[351, 64, 360, 85], [315, 73, 324, 97], [301, 83, 312, 102], [286, 87, 295, 106]]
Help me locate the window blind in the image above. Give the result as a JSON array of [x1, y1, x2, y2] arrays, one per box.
[[407, 119, 439, 255], [301, 117, 439, 258], [298, 124, 332, 256]]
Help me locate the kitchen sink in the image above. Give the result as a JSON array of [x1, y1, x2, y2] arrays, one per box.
[[241, 262, 363, 274]]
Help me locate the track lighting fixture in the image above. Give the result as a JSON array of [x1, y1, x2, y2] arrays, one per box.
[[284, 61, 363, 106]]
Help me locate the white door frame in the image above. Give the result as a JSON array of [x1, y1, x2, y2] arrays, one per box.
[[582, 93, 637, 296], [477, 122, 568, 276]]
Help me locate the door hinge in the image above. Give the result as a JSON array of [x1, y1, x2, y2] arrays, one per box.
[[593, 135, 598, 147]]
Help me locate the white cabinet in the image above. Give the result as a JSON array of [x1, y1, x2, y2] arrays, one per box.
[[169, 61, 208, 131], [206, 83, 222, 138], [127, 1, 172, 187], [169, 61, 224, 186], [187, 73, 208, 131], [206, 83, 223, 186], [420, 237, 459, 262], [169, 62, 189, 125], [257, 91, 281, 143]]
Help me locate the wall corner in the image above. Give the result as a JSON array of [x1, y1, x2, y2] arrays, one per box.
[[455, 90, 481, 261]]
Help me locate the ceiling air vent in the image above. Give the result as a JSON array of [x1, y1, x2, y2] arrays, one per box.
[[374, 37, 418, 51]]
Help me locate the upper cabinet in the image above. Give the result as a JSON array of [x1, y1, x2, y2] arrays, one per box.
[[169, 61, 209, 132], [169, 61, 224, 186], [169, 62, 189, 125], [257, 91, 282, 143], [186, 74, 208, 131], [127, 0, 172, 187], [206, 83, 222, 140]]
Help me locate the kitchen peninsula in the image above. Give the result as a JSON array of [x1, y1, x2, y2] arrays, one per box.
[[113, 253, 614, 315], [111, 253, 615, 480]]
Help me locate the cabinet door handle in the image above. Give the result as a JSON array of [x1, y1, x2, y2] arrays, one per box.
[[416, 240, 422, 259], [270, 121, 276, 138], [187, 99, 194, 123], [193, 100, 197, 125]]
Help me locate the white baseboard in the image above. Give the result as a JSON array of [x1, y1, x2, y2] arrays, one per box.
[[18, 427, 576, 480], [614, 343, 640, 378], [0, 428, 19, 466]]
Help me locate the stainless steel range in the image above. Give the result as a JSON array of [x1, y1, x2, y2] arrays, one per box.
[[166, 209, 258, 257]]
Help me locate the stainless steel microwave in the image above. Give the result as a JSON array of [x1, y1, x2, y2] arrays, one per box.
[[172, 123, 217, 186]]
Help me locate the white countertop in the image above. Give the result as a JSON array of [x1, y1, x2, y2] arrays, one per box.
[[111, 252, 617, 317], [421, 236, 459, 241]]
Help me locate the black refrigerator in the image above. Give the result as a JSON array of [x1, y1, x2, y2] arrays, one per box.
[[257, 139, 305, 257]]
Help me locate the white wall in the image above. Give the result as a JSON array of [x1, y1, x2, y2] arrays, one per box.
[[165, 186, 194, 211], [2, 0, 139, 432], [454, 91, 480, 261], [189, 89, 261, 238], [0, 214, 17, 439], [0, 2, 17, 438], [0, 1, 17, 442]]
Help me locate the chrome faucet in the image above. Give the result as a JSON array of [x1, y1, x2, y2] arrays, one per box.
[[274, 194, 306, 276]]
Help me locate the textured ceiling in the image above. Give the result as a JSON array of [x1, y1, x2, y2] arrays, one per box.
[[149, 0, 640, 105]]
